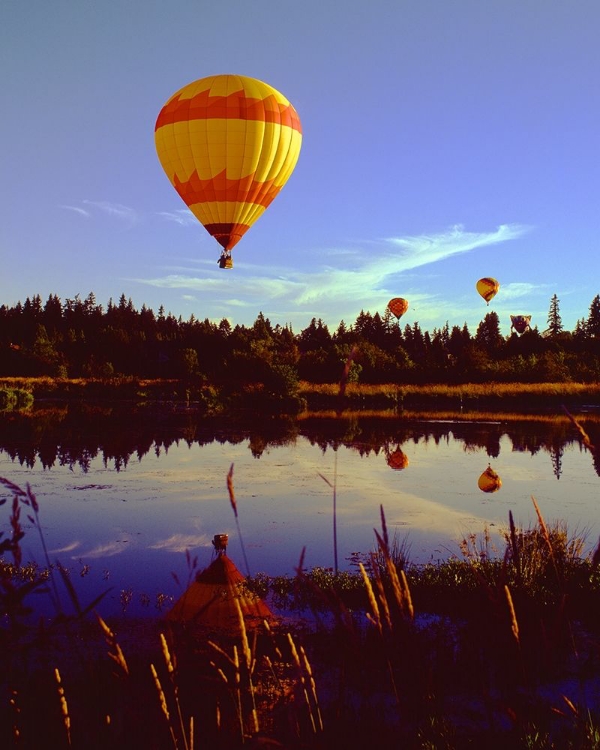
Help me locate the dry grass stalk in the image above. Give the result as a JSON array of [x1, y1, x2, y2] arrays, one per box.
[[384, 553, 414, 621], [299, 644, 324, 732], [225, 464, 251, 576], [159, 632, 192, 750], [359, 562, 382, 634], [150, 662, 179, 748], [372, 566, 393, 631], [562, 405, 597, 454], [531, 495, 561, 582], [209, 605, 259, 739], [97, 614, 129, 677], [227, 462, 237, 518], [504, 585, 520, 646], [235, 597, 259, 734], [399, 569, 414, 620], [54, 668, 72, 747], [287, 633, 323, 734], [508, 510, 522, 584], [379, 504, 390, 551]]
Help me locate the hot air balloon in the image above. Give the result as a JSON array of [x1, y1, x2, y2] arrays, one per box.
[[386, 446, 409, 471], [155, 74, 302, 268], [388, 297, 409, 321], [510, 315, 532, 335], [476, 277, 500, 305], [478, 466, 502, 494]]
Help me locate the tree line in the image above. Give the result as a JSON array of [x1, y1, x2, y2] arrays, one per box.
[[2, 292, 600, 388]]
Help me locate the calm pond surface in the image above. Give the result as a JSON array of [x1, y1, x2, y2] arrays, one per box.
[[1, 404, 599, 617]]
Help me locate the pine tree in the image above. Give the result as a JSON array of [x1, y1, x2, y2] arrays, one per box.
[[586, 295, 600, 337], [475, 312, 503, 352], [546, 294, 563, 336]]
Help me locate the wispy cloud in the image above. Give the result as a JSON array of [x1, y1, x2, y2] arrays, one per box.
[[150, 533, 211, 553], [51, 541, 81, 554], [158, 209, 198, 226], [132, 223, 530, 327], [78, 540, 130, 559], [498, 282, 545, 300], [82, 200, 138, 226], [384, 224, 529, 268], [60, 204, 91, 218], [61, 200, 138, 226]]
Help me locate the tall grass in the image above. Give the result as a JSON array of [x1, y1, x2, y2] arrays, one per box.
[[3, 469, 600, 747]]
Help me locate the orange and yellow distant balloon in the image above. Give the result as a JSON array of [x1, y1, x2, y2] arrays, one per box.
[[387, 298, 409, 321], [476, 278, 500, 305], [155, 74, 302, 264]]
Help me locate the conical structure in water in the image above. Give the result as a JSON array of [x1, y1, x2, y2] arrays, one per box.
[[166, 553, 275, 634]]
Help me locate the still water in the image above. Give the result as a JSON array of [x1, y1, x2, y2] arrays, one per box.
[[1, 405, 599, 617]]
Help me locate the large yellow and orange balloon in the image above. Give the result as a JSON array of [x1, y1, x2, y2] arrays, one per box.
[[476, 278, 500, 305], [388, 297, 409, 321], [155, 74, 302, 262]]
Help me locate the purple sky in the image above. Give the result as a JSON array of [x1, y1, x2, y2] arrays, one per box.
[[2, 1, 599, 335]]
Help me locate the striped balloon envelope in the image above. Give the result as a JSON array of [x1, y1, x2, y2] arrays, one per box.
[[155, 74, 302, 264], [476, 277, 500, 305]]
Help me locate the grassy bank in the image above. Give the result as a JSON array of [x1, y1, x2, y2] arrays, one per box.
[[3, 376, 600, 416], [298, 380, 600, 413]]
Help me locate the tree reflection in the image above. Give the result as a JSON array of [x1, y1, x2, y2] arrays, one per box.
[[0, 406, 599, 479]]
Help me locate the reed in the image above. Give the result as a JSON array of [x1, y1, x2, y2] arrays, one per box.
[[4, 476, 600, 748]]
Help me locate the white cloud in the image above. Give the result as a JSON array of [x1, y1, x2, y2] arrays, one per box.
[[158, 209, 198, 226], [60, 205, 91, 218], [131, 224, 530, 328], [498, 282, 545, 300], [50, 541, 81, 553], [60, 200, 139, 226], [77, 540, 129, 559], [82, 200, 138, 226], [384, 224, 530, 268], [150, 533, 211, 553]]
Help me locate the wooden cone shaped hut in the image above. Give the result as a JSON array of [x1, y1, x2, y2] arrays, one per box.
[[166, 534, 275, 634]]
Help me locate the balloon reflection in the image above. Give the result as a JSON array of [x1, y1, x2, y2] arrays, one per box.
[[386, 446, 409, 471], [478, 465, 502, 494]]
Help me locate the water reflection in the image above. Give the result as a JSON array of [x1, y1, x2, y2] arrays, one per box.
[[1, 404, 599, 618], [1, 405, 598, 480], [386, 446, 409, 471], [478, 465, 502, 493]]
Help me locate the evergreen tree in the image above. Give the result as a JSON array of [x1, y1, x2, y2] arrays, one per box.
[[475, 312, 503, 353], [586, 295, 600, 337], [546, 294, 563, 336]]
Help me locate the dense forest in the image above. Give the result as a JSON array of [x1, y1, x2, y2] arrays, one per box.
[[2, 292, 600, 392]]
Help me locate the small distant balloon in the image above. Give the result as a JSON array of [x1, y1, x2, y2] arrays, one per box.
[[510, 315, 532, 335], [388, 298, 409, 321], [476, 277, 500, 305], [387, 447, 409, 471], [478, 466, 502, 494]]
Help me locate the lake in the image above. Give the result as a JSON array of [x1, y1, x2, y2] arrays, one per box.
[[1, 404, 599, 618]]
